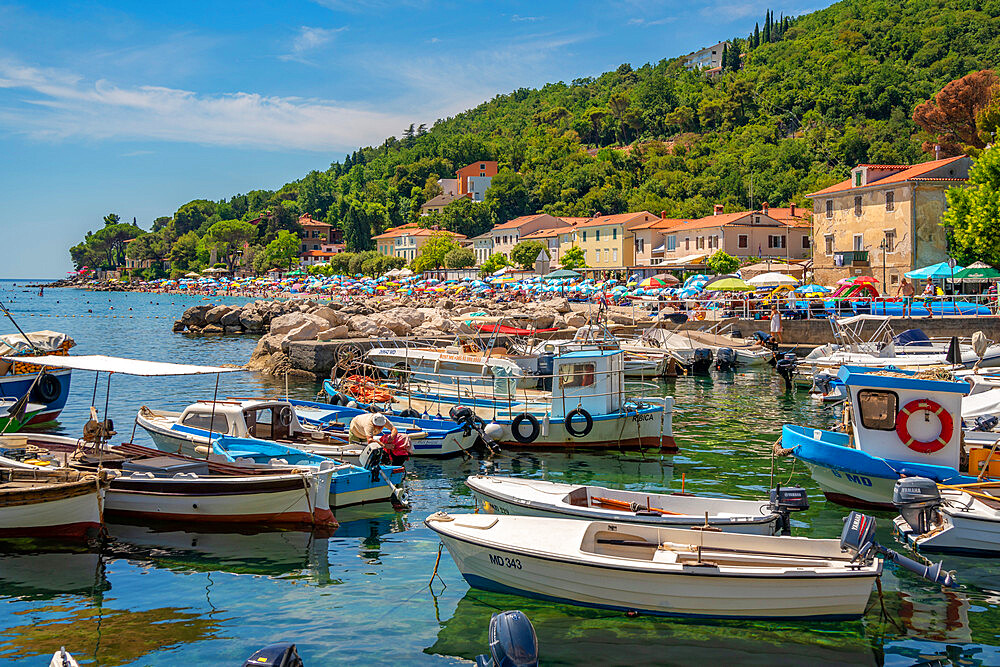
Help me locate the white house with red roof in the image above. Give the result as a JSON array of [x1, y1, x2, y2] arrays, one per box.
[[807, 156, 970, 287]]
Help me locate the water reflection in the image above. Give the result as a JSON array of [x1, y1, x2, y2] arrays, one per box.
[[0, 544, 107, 600]]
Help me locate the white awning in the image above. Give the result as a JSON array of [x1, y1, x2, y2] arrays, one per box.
[[663, 253, 706, 266], [0, 354, 242, 376]]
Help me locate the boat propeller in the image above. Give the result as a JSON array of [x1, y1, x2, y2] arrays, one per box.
[[840, 511, 957, 588]]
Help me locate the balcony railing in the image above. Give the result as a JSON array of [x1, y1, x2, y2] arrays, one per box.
[[835, 250, 870, 265]]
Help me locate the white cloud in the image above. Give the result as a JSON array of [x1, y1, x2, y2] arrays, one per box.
[[311, 0, 428, 13], [0, 58, 415, 152], [511, 15, 543, 22], [279, 25, 347, 64]]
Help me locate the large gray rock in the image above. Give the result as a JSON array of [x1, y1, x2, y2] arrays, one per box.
[[313, 306, 347, 328], [316, 325, 350, 340], [532, 314, 556, 329], [239, 310, 265, 333], [347, 315, 379, 336], [204, 305, 232, 324], [281, 320, 323, 346], [181, 304, 211, 326], [547, 298, 572, 314], [370, 311, 412, 336], [219, 309, 242, 328], [566, 314, 587, 327], [285, 340, 339, 378], [270, 312, 329, 336]]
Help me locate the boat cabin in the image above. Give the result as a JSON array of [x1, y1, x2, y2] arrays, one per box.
[[549, 349, 624, 419], [838, 365, 968, 470], [175, 399, 311, 441]]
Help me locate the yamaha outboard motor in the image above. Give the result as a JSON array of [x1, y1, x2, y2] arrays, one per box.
[[840, 511, 956, 588], [243, 643, 304, 667], [475, 611, 539, 667], [767, 485, 809, 535], [715, 347, 737, 372], [536, 352, 555, 391], [893, 477, 943, 535], [692, 348, 713, 374], [775, 353, 798, 391]]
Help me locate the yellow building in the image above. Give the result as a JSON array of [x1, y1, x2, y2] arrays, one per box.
[[807, 156, 969, 288], [556, 212, 661, 270]]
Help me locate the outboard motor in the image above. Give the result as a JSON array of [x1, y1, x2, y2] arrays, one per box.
[[970, 415, 1000, 432], [715, 347, 737, 372], [775, 353, 798, 391], [243, 643, 304, 667], [536, 352, 555, 392], [691, 348, 713, 374], [451, 405, 499, 453], [840, 511, 956, 588], [811, 372, 835, 396], [475, 611, 539, 667], [767, 485, 809, 535], [893, 477, 943, 535]]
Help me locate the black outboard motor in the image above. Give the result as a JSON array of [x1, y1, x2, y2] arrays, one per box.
[[715, 347, 737, 372], [893, 477, 943, 535], [691, 348, 713, 374], [811, 372, 835, 396], [970, 415, 999, 432], [536, 352, 555, 392], [475, 611, 539, 667], [243, 643, 304, 667], [840, 511, 956, 588], [767, 485, 809, 535], [775, 353, 798, 391]]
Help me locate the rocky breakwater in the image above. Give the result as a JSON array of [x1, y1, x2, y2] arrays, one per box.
[[173, 296, 582, 380]]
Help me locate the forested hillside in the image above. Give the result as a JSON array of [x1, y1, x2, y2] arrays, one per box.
[[72, 0, 1000, 277]]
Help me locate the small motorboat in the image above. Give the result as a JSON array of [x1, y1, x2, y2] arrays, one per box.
[[425, 511, 954, 620], [0, 467, 105, 539], [465, 475, 808, 535], [475, 610, 538, 667], [48, 647, 79, 667], [892, 476, 1000, 556]]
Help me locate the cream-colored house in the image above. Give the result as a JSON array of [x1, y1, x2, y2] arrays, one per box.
[[559, 212, 663, 269], [807, 156, 969, 287], [374, 224, 466, 263], [488, 214, 566, 259]]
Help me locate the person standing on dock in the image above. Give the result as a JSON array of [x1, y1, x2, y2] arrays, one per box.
[[770, 305, 783, 344], [897, 278, 915, 317]]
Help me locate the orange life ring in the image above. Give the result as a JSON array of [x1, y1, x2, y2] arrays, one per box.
[[895, 399, 953, 453]]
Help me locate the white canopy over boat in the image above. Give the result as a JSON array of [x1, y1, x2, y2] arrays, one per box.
[[0, 354, 240, 376]]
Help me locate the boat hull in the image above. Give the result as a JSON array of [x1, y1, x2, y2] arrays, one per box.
[[0, 476, 103, 539], [894, 500, 1000, 556], [0, 369, 72, 425], [430, 521, 877, 620]]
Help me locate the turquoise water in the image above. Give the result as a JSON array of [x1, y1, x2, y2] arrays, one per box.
[[1, 281, 999, 666]]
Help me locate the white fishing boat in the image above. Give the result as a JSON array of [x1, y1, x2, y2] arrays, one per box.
[[892, 476, 1000, 556], [425, 512, 885, 620], [636, 327, 775, 367], [465, 475, 809, 535], [137, 397, 476, 460], [0, 468, 105, 539], [366, 344, 531, 387], [364, 348, 675, 451], [2, 437, 338, 528]]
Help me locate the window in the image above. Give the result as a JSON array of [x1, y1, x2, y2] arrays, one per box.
[[825, 234, 834, 255], [613, 248, 618, 263], [181, 412, 228, 433], [857, 390, 898, 431], [738, 234, 748, 248], [613, 228, 618, 240], [802, 235, 810, 249], [684, 238, 690, 251], [560, 362, 596, 388], [884, 230, 897, 253], [855, 171, 863, 187], [667, 236, 676, 251], [635, 238, 644, 254], [582, 231, 587, 242], [885, 191, 894, 211], [595, 249, 601, 262], [853, 234, 864, 251], [767, 235, 786, 249], [755, 216, 761, 224], [595, 230, 600, 242], [826, 200, 833, 219], [480, 163, 486, 169], [854, 196, 862, 216]]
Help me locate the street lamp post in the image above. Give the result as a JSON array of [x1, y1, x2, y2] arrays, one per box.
[[879, 236, 889, 296]]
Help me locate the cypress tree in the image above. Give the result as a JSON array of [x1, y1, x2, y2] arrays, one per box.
[[721, 43, 729, 71], [753, 23, 760, 48]]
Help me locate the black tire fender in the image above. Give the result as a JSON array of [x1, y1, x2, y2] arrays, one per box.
[[511, 413, 540, 444], [564, 408, 593, 438], [32, 373, 61, 404], [399, 408, 421, 419]]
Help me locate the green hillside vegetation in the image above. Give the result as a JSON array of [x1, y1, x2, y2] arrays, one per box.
[[72, 0, 1000, 278]]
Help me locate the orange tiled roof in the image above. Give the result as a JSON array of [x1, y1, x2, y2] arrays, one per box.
[[629, 217, 689, 231], [521, 226, 575, 240], [556, 217, 591, 225], [300, 250, 338, 257], [373, 224, 466, 240], [807, 156, 967, 198], [659, 208, 810, 233], [492, 214, 554, 230], [299, 214, 331, 228], [573, 211, 659, 229]]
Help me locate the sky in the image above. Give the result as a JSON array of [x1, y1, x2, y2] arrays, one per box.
[[0, 0, 822, 279]]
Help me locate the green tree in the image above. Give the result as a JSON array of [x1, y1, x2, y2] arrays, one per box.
[[706, 250, 740, 275], [204, 219, 256, 273], [444, 247, 476, 269], [485, 169, 528, 225], [479, 253, 511, 277], [173, 200, 217, 235], [942, 146, 1000, 266], [254, 230, 301, 273], [91, 221, 144, 268], [559, 245, 587, 269], [510, 240, 548, 270], [411, 232, 460, 273]]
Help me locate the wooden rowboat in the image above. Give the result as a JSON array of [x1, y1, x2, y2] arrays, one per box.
[[0, 468, 105, 539]]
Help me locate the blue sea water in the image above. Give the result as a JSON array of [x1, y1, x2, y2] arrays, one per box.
[[0, 280, 998, 666]]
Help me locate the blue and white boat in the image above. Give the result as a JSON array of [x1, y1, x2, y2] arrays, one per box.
[[786, 365, 1000, 509], [0, 330, 75, 425]]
